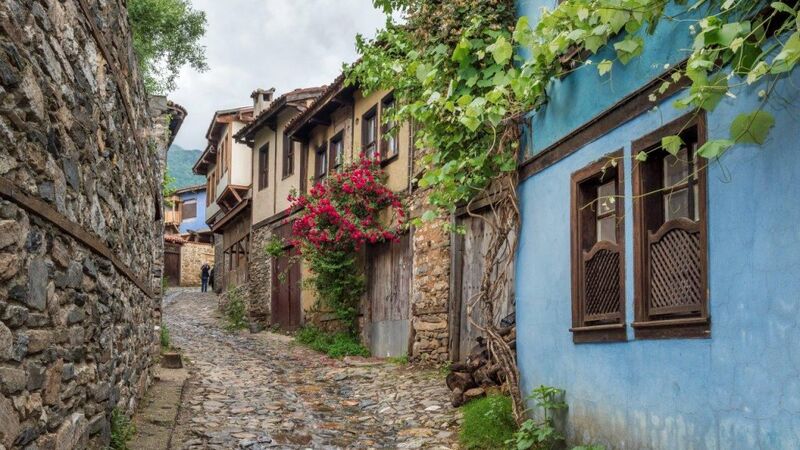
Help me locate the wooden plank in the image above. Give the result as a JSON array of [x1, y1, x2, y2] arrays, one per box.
[[0, 177, 155, 298]]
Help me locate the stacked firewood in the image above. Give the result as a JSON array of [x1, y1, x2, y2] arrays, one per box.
[[446, 325, 516, 407]]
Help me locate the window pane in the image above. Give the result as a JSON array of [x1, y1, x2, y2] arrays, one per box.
[[663, 147, 689, 188], [597, 181, 616, 215], [597, 216, 616, 243], [664, 188, 690, 221]]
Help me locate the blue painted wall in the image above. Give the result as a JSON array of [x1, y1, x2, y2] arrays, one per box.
[[177, 189, 208, 234], [514, 2, 800, 448]]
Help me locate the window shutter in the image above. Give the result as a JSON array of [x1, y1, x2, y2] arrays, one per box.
[[182, 201, 197, 220], [632, 113, 709, 339], [570, 151, 626, 343]]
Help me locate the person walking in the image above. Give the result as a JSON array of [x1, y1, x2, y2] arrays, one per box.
[[200, 263, 211, 293]]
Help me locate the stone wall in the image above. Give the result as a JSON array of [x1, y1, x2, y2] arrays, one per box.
[[179, 242, 214, 287], [409, 189, 451, 363], [247, 225, 272, 325], [0, 0, 166, 447], [212, 234, 223, 294]]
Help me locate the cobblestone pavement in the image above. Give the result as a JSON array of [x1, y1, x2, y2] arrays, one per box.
[[163, 290, 459, 449]]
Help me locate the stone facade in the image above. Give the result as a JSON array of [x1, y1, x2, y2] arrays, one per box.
[[247, 225, 272, 325], [212, 234, 224, 294], [409, 189, 452, 363], [179, 242, 214, 287], [0, 0, 168, 447]]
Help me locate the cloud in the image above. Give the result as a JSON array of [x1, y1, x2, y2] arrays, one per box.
[[170, 0, 386, 150]]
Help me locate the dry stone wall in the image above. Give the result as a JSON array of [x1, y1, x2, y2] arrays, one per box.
[[247, 225, 272, 325], [409, 189, 451, 363], [179, 242, 214, 287], [0, 0, 167, 447]]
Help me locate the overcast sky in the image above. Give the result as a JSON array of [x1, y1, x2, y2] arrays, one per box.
[[170, 0, 387, 151]]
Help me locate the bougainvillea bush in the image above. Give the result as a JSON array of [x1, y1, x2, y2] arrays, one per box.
[[288, 155, 406, 332]]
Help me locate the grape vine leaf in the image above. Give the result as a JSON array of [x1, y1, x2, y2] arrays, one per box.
[[730, 110, 775, 144]]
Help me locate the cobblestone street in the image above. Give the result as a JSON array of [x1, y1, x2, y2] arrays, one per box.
[[163, 290, 459, 449]]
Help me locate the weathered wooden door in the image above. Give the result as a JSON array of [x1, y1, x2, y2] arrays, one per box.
[[164, 244, 181, 287], [451, 208, 515, 361], [367, 233, 412, 357], [271, 228, 302, 330]]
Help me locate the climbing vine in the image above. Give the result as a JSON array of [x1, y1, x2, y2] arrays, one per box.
[[288, 156, 406, 333], [349, 0, 799, 423]]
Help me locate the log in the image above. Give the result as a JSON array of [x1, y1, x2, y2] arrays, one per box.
[[446, 371, 477, 392], [451, 388, 465, 407], [450, 362, 469, 372]]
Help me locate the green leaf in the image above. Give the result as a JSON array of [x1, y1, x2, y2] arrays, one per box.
[[613, 36, 643, 64], [662, 135, 684, 155], [452, 38, 472, 64], [459, 115, 481, 132], [771, 2, 797, 15], [635, 151, 649, 161], [597, 59, 613, 76], [488, 36, 513, 65], [771, 32, 800, 74], [421, 210, 437, 222], [697, 139, 734, 159], [415, 63, 430, 82], [730, 110, 775, 144], [584, 36, 605, 54]]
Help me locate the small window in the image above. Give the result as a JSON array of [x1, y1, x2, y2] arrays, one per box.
[[181, 200, 197, 220], [362, 106, 379, 159], [570, 151, 626, 343], [632, 114, 709, 339], [315, 143, 328, 179], [381, 94, 399, 159], [330, 132, 344, 171], [282, 134, 294, 178], [258, 143, 269, 190]]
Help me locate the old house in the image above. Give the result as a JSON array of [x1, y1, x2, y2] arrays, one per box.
[[513, 1, 800, 448], [164, 184, 211, 241], [234, 87, 326, 327], [163, 184, 214, 287], [285, 75, 441, 359], [192, 106, 254, 293]]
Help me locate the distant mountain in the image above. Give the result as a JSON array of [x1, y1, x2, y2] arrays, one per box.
[[167, 144, 206, 190]]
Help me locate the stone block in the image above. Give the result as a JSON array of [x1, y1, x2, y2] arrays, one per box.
[[0, 253, 19, 281], [0, 365, 26, 393], [43, 359, 63, 405], [25, 330, 53, 354], [2, 305, 29, 329], [26, 258, 48, 311], [0, 393, 20, 447], [0, 322, 11, 361]]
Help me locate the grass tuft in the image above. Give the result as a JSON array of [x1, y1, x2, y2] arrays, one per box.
[[109, 408, 136, 450], [160, 324, 170, 351], [386, 354, 409, 365], [295, 326, 370, 358], [459, 394, 517, 450]]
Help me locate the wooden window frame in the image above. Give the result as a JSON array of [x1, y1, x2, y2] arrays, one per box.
[[315, 142, 328, 180], [570, 150, 627, 343], [282, 133, 294, 179], [258, 143, 269, 191], [329, 131, 344, 171], [380, 93, 399, 163], [362, 105, 379, 160], [181, 199, 197, 220], [631, 113, 709, 339]]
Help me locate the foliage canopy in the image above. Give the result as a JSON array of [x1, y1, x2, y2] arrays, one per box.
[[128, 0, 208, 93]]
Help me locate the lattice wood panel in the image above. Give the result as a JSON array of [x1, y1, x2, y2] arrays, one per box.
[[583, 249, 621, 322], [648, 227, 702, 316]]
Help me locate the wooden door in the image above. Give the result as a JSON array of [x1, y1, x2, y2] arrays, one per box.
[[367, 233, 412, 357], [164, 244, 181, 287], [271, 244, 301, 330], [451, 208, 515, 361]]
